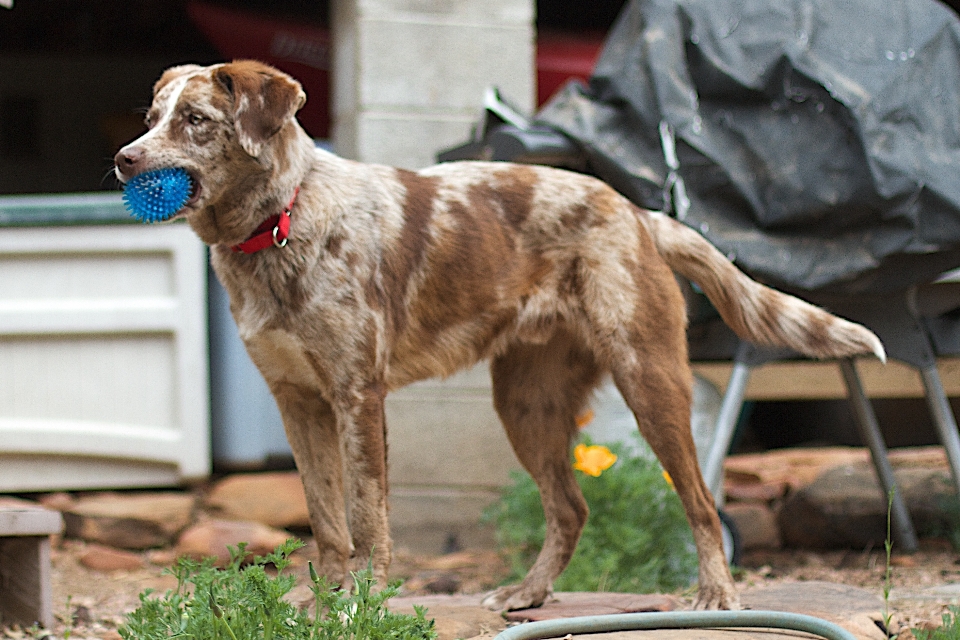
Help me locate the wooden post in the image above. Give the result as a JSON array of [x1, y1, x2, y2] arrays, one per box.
[[0, 499, 63, 629]]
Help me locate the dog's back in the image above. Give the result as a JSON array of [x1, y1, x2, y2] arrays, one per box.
[[370, 159, 883, 389]]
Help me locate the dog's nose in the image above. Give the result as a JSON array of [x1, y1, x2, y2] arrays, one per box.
[[115, 146, 144, 178]]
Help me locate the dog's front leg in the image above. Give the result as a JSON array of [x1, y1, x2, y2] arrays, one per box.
[[272, 383, 352, 585], [335, 380, 392, 586]]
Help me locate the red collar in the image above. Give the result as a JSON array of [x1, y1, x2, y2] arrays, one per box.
[[231, 187, 300, 254]]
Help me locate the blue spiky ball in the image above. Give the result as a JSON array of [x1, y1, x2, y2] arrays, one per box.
[[122, 167, 193, 223]]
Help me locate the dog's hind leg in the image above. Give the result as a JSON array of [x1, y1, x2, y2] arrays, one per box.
[[609, 341, 739, 610], [572, 215, 738, 610], [272, 383, 353, 586], [481, 329, 602, 611]]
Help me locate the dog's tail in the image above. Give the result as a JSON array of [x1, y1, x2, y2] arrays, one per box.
[[644, 211, 886, 362]]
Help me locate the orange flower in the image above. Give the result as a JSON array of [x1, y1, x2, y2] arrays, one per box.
[[662, 470, 675, 490], [573, 443, 617, 477]]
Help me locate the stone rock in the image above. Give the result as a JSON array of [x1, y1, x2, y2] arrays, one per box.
[[389, 594, 506, 640], [146, 548, 180, 566], [891, 581, 960, 603], [204, 472, 310, 530], [79, 543, 145, 572], [423, 573, 461, 594], [71, 603, 93, 626], [403, 571, 462, 594], [890, 554, 917, 567], [724, 447, 872, 496], [724, 502, 781, 550], [725, 480, 787, 503], [725, 446, 950, 498], [37, 492, 76, 512], [63, 492, 195, 550], [504, 592, 680, 623], [778, 461, 956, 548], [742, 581, 886, 640], [175, 518, 294, 566], [887, 447, 952, 469]]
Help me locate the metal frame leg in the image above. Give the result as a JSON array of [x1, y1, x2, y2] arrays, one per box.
[[919, 365, 960, 497], [703, 344, 753, 507], [839, 359, 918, 552]]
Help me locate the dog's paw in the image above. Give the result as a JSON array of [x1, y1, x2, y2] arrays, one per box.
[[481, 584, 551, 611], [693, 584, 741, 611]]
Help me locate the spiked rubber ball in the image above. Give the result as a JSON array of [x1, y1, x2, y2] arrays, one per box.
[[122, 167, 193, 223]]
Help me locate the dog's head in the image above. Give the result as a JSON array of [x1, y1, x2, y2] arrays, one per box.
[[115, 60, 308, 245]]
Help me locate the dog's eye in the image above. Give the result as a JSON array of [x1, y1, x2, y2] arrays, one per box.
[[187, 113, 206, 126]]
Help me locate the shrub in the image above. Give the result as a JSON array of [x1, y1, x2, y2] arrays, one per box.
[[485, 436, 698, 594], [119, 540, 436, 640]]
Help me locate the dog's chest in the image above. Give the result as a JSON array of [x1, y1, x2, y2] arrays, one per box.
[[242, 328, 324, 390]]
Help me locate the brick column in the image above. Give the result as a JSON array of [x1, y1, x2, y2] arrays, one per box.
[[331, 0, 534, 169]]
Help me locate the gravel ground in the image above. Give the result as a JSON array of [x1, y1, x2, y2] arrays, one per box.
[[21, 537, 955, 640]]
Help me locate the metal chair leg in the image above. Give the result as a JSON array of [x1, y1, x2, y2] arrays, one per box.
[[703, 343, 753, 507], [919, 364, 960, 497], [839, 359, 918, 552]]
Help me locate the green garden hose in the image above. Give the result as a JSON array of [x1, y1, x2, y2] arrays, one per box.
[[495, 610, 858, 640]]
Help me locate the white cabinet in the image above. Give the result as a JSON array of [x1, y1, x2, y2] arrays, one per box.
[[0, 193, 210, 490]]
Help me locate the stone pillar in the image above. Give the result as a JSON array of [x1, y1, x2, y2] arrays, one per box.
[[331, 0, 535, 169]]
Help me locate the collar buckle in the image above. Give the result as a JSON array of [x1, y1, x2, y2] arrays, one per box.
[[272, 213, 290, 249], [231, 187, 300, 254]]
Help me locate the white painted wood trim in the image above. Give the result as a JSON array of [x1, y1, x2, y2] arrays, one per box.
[[0, 418, 189, 464]]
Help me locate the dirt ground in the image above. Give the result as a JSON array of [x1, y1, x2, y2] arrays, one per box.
[[29, 537, 958, 640]]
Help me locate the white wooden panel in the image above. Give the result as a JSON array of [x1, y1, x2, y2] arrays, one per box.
[[0, 252, 173, 299], [0, 336, 174, 427], [0, 299, 179, 334], [0, 220, 210, 490]]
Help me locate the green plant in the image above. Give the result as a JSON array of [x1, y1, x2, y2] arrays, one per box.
[[485, 436, 698, 594], [61, 595, 74, 640], [914, 606, 960, 640], [119, 540, 436, 640], [883, 489, 895, 636]]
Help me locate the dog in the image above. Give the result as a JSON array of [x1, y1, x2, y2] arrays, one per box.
[[115, 60, 885, 611]]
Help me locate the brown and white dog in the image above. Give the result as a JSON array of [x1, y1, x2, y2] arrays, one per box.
[[115, 60, 884, 611]]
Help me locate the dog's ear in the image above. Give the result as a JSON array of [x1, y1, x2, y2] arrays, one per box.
[[214, 60, 307, 157]]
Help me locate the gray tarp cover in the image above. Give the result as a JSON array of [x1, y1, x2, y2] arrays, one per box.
[[537, 0, 960, 294]]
